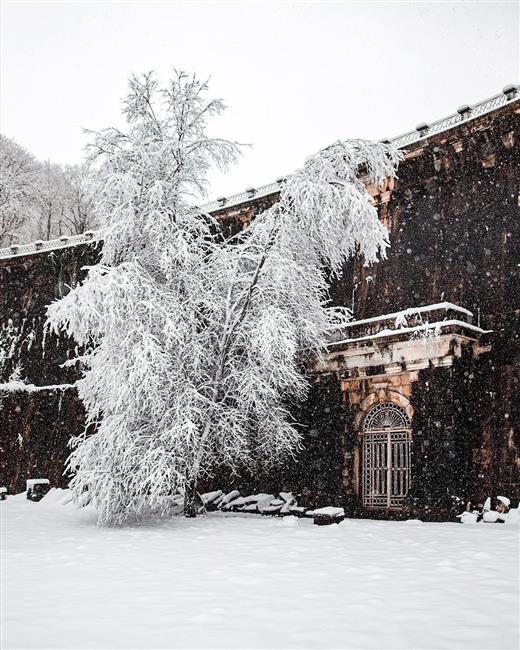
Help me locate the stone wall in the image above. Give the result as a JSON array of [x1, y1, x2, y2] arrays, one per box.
[[316, 99, 520, 516], [1, 99, 519, 517], [0, 244, 99, 491]]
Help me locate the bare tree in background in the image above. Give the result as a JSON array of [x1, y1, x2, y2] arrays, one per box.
[[62, 163, 97, 235], [34, 161, 69, 241], [0, 135, 39, 246], [0, 138, 99, 246]]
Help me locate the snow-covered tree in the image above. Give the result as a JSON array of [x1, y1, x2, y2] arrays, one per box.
[[46, 70, 401, 525], [0, 135, 39, 246], [61, 163, 98, 235], [46, 71, 241, 524], [34, 161, 70, 240], [0, 137, 98, 246], [179, 139, 401, 516]]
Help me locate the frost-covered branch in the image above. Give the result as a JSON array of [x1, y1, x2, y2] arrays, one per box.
[[0, 380, 75, 393]]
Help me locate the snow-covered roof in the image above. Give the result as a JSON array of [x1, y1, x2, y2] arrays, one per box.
[[1, 85, 518, 261]]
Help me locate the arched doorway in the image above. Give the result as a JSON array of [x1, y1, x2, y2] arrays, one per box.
[[362, 401, 412, 509]]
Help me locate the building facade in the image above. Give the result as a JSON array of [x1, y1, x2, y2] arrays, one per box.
[[1, 87, 519, 519]]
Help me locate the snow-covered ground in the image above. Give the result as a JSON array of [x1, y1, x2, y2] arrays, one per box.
[[2, 490, 519, 650]]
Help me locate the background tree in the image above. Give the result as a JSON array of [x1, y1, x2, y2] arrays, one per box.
[[0, 135, 39, 245], [61, 163, 98, 235], [0, 138, 98, 246], [34, 161, 69, 240], [46, 70, 401, 525]]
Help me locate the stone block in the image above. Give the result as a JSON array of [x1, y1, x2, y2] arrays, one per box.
[[313, 506, 345, 526], [26, 478, 50, 502]]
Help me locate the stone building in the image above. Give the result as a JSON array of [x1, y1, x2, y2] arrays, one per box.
[[1, 86, 519, 519]]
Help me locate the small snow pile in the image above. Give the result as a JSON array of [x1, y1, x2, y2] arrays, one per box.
[[40, 487, 74, 507], [507, 507, 520, 525], [459, 511, 479, 524]]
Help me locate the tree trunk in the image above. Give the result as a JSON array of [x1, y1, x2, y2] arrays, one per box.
[[183, 479, 200, 517]]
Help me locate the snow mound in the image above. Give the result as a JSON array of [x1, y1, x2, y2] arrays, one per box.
[[40, 488, 73, 507]]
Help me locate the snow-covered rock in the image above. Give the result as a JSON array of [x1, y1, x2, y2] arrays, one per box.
[[458, 511, 479, 524], [223, 493, 273, 510], [280, 500, 295, 514], [261, 504, 284, 514], [239, 503, 259, 512], [200, 490, 223, 506], [313, 506, 345, 526], [220, 490, 241, 507], [257, 495, 276, 513]]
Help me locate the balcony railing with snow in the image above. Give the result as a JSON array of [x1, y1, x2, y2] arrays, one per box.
[[0, 231, 100, 260], [326, 302, 489, 348]]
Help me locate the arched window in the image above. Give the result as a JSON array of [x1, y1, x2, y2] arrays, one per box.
[[363, 401, 411, 432], [362, 401, 411, 509]]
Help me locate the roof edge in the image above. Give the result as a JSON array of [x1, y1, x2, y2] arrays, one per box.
[[1, 85, 518, 261]]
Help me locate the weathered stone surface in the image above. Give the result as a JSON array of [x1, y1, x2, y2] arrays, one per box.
[[0, 100, 519, 518], [0, 244, 99, 492]]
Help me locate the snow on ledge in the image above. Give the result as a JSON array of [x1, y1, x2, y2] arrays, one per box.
[[26, 478, 50, 487], [330, 319, 491, 347], [338, 302, 473, 329], [0, 231, 100, 261], [0, 380, 75, 393]]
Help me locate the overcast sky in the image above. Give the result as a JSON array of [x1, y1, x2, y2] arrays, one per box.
[[1, 1, 518, 199]]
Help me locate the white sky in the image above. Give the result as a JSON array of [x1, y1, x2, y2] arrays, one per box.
[[1, 1, 518, 199]]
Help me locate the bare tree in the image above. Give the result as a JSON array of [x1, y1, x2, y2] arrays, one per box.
[[61, 163, 98, 235], [33, 161, 70, 241], [0, 135, 39, 246]]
